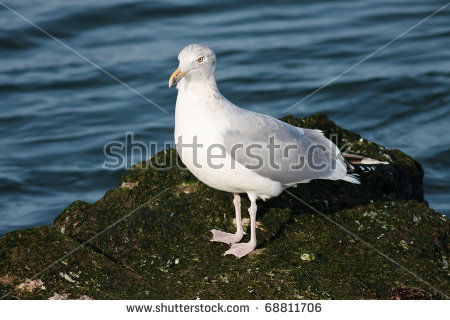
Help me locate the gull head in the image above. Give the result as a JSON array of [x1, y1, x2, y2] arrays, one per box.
[[169, 44, 216, 88]]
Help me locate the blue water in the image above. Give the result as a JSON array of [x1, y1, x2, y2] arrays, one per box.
[[0, 0, 449, 235]]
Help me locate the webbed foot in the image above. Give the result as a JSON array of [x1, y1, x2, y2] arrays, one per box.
[[223, 241, 256, 258], [210, 229, 245, 245]]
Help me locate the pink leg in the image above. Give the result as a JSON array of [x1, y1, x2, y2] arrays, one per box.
[[210, 193, 245, 244], [224, 193, 257, 258]]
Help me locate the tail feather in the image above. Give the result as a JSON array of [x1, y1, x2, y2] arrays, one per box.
[[343, 153, 389, 165], [343, 153, 388, 173], [342, 173, 360, 184]]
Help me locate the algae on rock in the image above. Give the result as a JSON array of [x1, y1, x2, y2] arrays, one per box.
[[0, 114, 448, 299]]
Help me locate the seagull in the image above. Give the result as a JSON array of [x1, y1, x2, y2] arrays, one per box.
[[168, 44, 386, 258]]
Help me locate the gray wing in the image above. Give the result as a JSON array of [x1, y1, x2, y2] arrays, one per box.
[[222, 109, 350, 186]]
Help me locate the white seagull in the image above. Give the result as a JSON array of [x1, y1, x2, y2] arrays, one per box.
[[169, 44, 386, 258]]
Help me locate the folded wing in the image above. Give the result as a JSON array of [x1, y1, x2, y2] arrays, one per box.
[[222, 109, 358, 187]]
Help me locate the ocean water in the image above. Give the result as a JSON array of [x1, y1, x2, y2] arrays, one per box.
[[0, 0, 449, 235]]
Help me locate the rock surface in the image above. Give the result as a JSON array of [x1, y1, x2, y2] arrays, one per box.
[[0, 114, 448, 299]]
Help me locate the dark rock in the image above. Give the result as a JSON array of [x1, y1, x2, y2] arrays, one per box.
[[390, 287, 432, 300], [0, 114, 448, 299]]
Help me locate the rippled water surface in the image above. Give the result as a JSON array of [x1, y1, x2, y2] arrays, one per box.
[[0, 0, 449, 234]]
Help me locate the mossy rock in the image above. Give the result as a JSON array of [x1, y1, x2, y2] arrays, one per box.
[[0, 114, 448, 299]]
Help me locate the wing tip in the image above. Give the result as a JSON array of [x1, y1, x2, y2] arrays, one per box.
[[342, 173, 360, 184]]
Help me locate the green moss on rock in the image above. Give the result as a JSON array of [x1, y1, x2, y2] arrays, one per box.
[[0, 114, 448, 299]]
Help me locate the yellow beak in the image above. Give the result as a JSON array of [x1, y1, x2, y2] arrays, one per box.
[[168, 67, 190, 87]]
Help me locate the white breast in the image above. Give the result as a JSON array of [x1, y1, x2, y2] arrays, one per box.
[[174, 83, 282, 199]]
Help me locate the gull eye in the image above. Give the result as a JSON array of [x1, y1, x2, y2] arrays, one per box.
[[197, 56, 204, 62]]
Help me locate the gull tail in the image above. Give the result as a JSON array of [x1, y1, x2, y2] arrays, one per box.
[[343, 152, 389, 173], [342, 173, 360, 184]]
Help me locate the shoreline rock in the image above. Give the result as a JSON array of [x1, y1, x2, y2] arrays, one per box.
[[0, 114, 448, 299]]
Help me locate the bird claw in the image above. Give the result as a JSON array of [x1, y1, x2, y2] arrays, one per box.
[[223, 242, 256, 258], [210, 229, 244, 244]]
